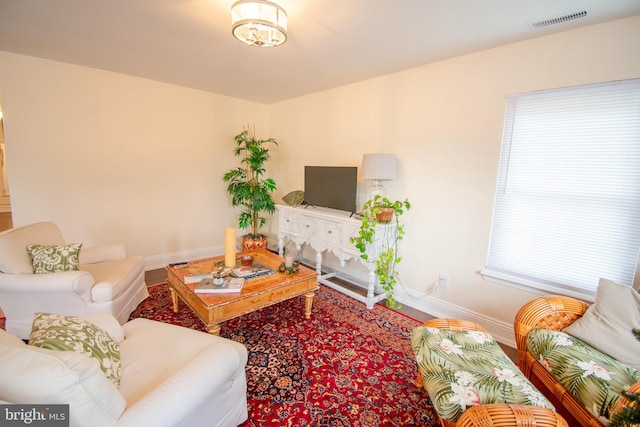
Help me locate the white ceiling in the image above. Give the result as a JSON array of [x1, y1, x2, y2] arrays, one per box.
[[1, 0, 639, 104]]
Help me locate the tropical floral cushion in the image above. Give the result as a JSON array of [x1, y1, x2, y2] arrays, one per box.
[[412, 327, 553, 423], [527, 328, 640, 423]]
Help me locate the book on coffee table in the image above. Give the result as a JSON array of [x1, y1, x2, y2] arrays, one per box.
[[230, 263, 274, 279], [184, 273, 213, 284], [194, 277, 245, 294]]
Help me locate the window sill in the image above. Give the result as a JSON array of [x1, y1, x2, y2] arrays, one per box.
[[480, 269, 595, 303]]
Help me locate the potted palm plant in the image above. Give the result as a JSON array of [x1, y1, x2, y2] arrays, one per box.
[[223, 126, 278, 251], [350, 195, 411, 308]]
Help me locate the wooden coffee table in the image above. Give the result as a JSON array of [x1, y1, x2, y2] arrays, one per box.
[[165, 250, 318, 335]]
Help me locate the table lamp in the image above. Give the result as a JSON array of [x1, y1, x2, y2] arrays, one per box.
[[361, 153, 397, 200]]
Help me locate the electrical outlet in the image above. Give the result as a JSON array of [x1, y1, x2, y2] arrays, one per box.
[[438, 273, 449, 289]]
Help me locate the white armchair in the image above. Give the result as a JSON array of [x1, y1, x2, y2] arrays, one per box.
[[0, 315, 249, 427], [0, 221, 149, 339]]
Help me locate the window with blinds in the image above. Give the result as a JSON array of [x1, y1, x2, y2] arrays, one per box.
[[482, 79, 640, 301]]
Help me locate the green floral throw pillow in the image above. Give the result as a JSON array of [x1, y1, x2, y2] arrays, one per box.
[[29, 312, 121, 387], [27, 243, 82, 274]]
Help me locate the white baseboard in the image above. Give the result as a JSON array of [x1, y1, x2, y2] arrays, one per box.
[[309, 257, 516, 348], [144, 245, 223, 271], [393, 285, 516, 348]]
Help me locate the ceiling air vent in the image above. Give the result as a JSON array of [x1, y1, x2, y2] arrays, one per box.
[[531, 10, 588, 29]]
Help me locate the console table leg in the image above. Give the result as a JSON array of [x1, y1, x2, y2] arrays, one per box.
[[366, 268, 377, 309], [315, 251, 323, 275], [278, 237, 284, 257], [304, 291, 315, 319]]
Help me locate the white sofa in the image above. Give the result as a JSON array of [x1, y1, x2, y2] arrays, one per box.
[[0, 315, 249, 427], [0, 221, 149, 338]]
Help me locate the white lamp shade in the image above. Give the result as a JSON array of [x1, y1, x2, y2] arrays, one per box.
[[231, 0, 287, 47], [361, 153, 397, 180]]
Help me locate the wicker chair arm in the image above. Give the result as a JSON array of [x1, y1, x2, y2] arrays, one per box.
[[455, 404, 568, 427], [513, 296, 589, 364], [422, 318, 487, 332], [612, 379, 640, 416]]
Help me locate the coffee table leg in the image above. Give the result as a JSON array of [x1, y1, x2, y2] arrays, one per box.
[[206, 322, 221, 336], [304, 291, 315, 319], [169, 287, 179, 313]]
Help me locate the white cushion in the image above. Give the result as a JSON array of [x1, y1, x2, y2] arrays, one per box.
[[0, 329, 26, 346], [0, 222, 66, 274], [117, 318, 248, 427], [0, 329, 126, 427], [80, 244, 126, 265], [119, 318, 247, 406], [84, 257, 145, 303], [85, 312, 126, 343], [563, 278, 640, 370]]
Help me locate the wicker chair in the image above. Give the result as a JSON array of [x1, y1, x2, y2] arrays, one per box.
[[514, 295, 640, 427], [414, 318, 566, 427]]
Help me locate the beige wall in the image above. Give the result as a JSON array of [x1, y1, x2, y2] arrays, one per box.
[[0, 52, 269, 260], [0, 15, 638, 340], [268, 15, 640, 334]]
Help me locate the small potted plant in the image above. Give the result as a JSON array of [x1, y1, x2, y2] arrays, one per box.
[[350, 195, 411, 308], [223, 126, 278, 251]]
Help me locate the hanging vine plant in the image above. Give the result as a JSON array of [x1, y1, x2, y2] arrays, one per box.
[[350, 195, 411, 308]]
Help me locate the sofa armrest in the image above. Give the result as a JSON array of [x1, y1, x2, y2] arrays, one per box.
[[0, 271, 95, 297], [0, 271, 97, 338], [117, 341, 247, 427], [421, 318, 488, 332], [80, 244, 127, 264], [455, 404, 568, 427], [513, 296, 589, 370]]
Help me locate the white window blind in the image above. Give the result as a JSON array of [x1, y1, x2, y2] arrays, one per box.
[[482, 79, 640, 300]]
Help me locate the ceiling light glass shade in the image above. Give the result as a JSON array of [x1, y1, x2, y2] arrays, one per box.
[[231, 0, 287, 47]]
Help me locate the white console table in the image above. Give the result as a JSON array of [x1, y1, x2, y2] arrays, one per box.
[[276, 204, 394, 309]]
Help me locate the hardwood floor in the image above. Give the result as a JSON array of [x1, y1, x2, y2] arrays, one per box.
[[144, 266, 519, 363], [145, 268, 167, 286], [0, 211, 13, 232]]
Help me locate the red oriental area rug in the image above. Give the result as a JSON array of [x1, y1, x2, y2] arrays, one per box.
[[129, 283, 439, 427]]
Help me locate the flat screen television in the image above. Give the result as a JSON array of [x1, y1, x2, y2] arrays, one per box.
[[304, 166, 357, 214]]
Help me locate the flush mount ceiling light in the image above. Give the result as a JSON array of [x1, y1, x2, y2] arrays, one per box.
[[231, 0, 287, 47]]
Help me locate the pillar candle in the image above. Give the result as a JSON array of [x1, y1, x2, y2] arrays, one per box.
[[224, 227, 236, 268], [285, 255, 294, 268]]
